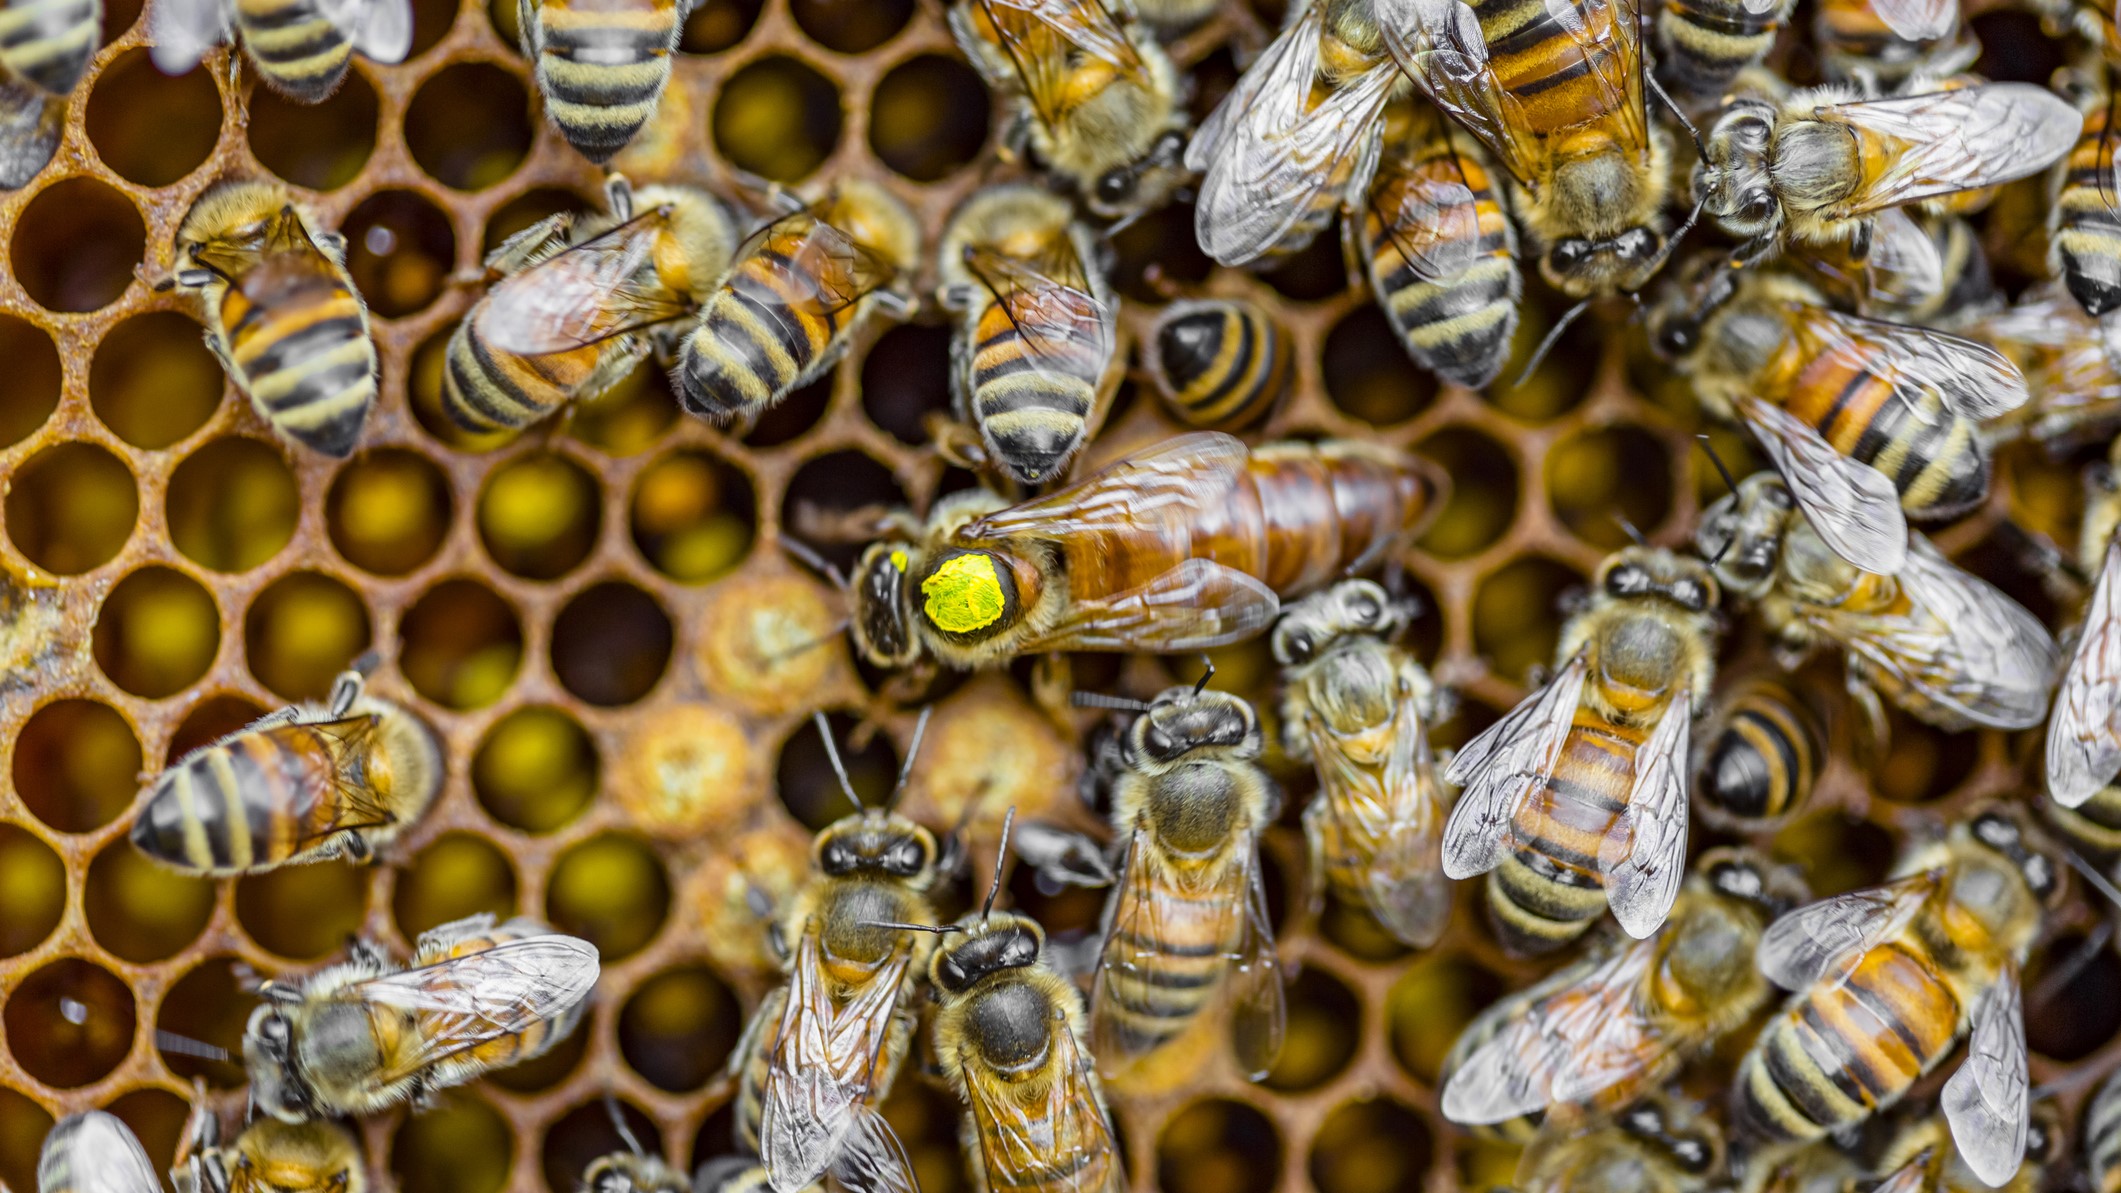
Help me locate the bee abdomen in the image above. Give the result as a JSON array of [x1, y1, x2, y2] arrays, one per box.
[[1148, 300, 1289, 431], [235, 0, 352, 100], [443, 320, 552, 432], [1378, 256, 1520, 389], [533, 7, 676, 161], [1655, 0, 1779, 96], [678, 266, 834, 419], [1100, 891, 1239, 1053], [2046, 786, 2121, 857], [131, 737, 311, 875], [0, 0, 97, 95], [233, 306, 377, 457], [1701, 687, 1820, 825]]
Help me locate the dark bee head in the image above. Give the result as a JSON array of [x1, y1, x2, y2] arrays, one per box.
[[1126, 685, 1262, 766], [915, 548, 1030, 642], [812, 813, 941, 885], [1698, 100, 1780, 237], [931, 912, 1046, 993], [243, 1004, 319, 1123], [1967, 805, 2059, 905], [1543, 226, 1668, 297], [1698, 846, 1807, 918], [1693, 472, 1794, 599], [1645, 250, 1742, 362], [850, 541, 921, 668], [1594, 547, 1720, 614], [1271, 579, 1403, 665], [1086, 129, 1190, 222], [1152, 300, 1237, 393]]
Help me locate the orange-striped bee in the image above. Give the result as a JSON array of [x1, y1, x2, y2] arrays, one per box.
[[946, 0, 1187, 222], [1084, 674, 1285, 1081], [1143, 298, 1293, 431], [729, 714, 941, 1193], [173, 1091, 367, 1193], [1693, 662, 1859, 834], [1655, 0, 1793, 104], [2048, 436, 2121, 811], [149, 0, 410, 101], [2053, 69, 2121, 323], [1696, 471, 2058, 733], [1789, 212, 1997, 327], [130, 667, 441, 876], [1865, 1102, 2060, 1193], [1378, 0, 1674, 299], [1272, 578, 1454, 948], [1353, 96, 1522, 389], [444, 177, 736, 436], [1972, 283, 2121, 453], [676, 179, 920, 426], [1733, 809, 2054, 1187], [1811, 0, 1976, 88], [1441, 849, 1803, 1126], [38, 1112, 160, 1193], [1444, 547, 1721, 954], [1696, 80, 2076, 266], [244, 914, 600, 1121], [520, 0, 686, 163], [168, 180, 379, 457], [847, 432, 1445, 672], [1187, 0, 1403, 265], [1647, 260, 2026, 575], [937, 185, 1116, 486]]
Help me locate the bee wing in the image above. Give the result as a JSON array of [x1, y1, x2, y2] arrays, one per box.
[[965, 1009, 1126, 1193], [1821, 84, 2079, 218], [778, 218, 900, 317], [317, 0, 414, 62], [149, 0, 230, 75], [1018, 558, 1281, 652], [1089, 827, 1165, 1073], [39, 1112, 160, 1193], [1754, 872, 1937, 991], [340, 936, 600, 1083], [761, 933, 915, 1192], [2049, 538, 2121, 808], [1732, 393, 1909, 575], [1858, 207, 1946, 311], [1228, 840, 1287, 1080], [975, 0, 1145, 133], [1598, 690, 1691, 939], [960, 244, 1112, 380], [1441, 653, 1588, 881], [962, 431, 1250, 543], [250, 716, 408, 845], [823, 1104, 920, 1193], [1439, 939, 1663, 1123], [1940, 966, 2029, 1189], [1304, 698, 1451, 947], [1825, 534, 2059, 731], [483, 209, 688, 356], [1865, 0, 1955, 39], [1365, 139, 1484, 286], [1789, 301, 2028, 424]]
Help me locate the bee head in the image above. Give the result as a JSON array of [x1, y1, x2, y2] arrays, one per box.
[[914, 548, 1036, 646], [932, 913, 1045, 993], [1646, 251, 1742, 362], [1967, 805, 2059, 905], [1699, 846, 1806, 917], [1271, 579, 1404, 665], [1595, 547, 1719, 615], [1087, 129, 1189, 221], [851, 542, 922, 668], [1699, 101, 1780, 237], [243, 1004, 317, 1123], [1543, 225, 1667, 298], [1693, 473, 1793, 598], [814, 815, 941, 883], [1128, 684, 1261, 765]]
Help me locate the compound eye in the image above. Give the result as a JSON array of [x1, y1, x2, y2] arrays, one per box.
[[886, 839, 927, 875], [1615, 228, 1658, 262], [1655, 319, 1697, 358], [1096, 169, 1133, 206], [1145, 726, 1176, 757], [1551, 239, 1594, 269], [1605, 564, 1649, 596], [1672, 578, 1709, 612], [938, 956, 968, 990], [1742, 192, 1777, 225], [1347, 592, 1381, 624], [261, 1015, 290, 1043], [821, 840, 857, 874], [1284, 631, 1312, 662]]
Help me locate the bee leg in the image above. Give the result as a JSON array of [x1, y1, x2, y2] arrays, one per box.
[[1013, 821, 1116, 889], [605, 174, 634, 222], [480, 213, 573, 275], [346, 936, 391, 970], [765, 920, 790, 965], [1030, 654, 1077, 735], [326, 668, 367, 717], [1301, 801, 1329, 926]]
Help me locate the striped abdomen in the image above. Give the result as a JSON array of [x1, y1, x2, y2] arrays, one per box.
[[1735, 941, 1960, 1142], [1466, 0, 1635, 138], [234, 0, 352, 102], [963, 287, 1107, 484], [1147, 299, 1290, 430], [1360, 119, 1520, 389], [221, 253, 376, 457], [530, 0, 680, 163], [679, 221, 861, 420], [130, 722, 364, 876], [956, 982, 1120, 1193], [1772, 335, 1987, 519], [730, 983, 787, 1154], [444, 295, 606, 433], [1488, 709, 1640, 955], [1096, 844, 1247, 1059], [2085, 1071, 2121, 1193], [0, 0, 97, 96], [1699, 677, 1822, 828], [1811, 0, 1950, 85], [2046, 785, 2121, 859], [1655, 0, 1784, 100], [426, 922, 583, 1069], [2056, 88, 2121, 318]]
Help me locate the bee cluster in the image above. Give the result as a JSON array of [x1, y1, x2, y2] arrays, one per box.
[[17, 0, 2121, 1186]]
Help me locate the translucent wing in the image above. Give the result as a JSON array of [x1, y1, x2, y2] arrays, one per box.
[[824, 1104, 921, 1193], [483, 209, 691, 356], [1303, 681, 1451, 947], [1364, 120, 1483, 285], [149, 0, 231, 75], [1599, 690, 1691, 939], [1865, 0, 1955, 38], [1441, 654, 1587, 880], [1017, 558, 1281, 653], [2049, 536, 2121, 808], [1734, 394, 1910, 575], [318, 0, 414, 61], [1439, 938, 1664, 1123], [961, 432, 1251, 545], [1941, 967, 2029, 1188], [1790, 301, 2029, 421], [1091, 827, 1248, 1074], [338, 936, 600, 1084], [1821, 534, 2059, 731], [253, 715, 408, 846], [959, 244, 1112, 383], [769, 215, 899, 318], [975, 0, 1145, 134], [760, 932, 914, 1193], [1859, 207, 1945, 311], [39, 1112, 160, 1193], [1819, 84, 2079, 218], [1228, 840, 1287, 1080], [1190, 0, 1395, 265], [0, 78, 61, 189], [1755, 872, 1938, 991], [963, 1011, 1125, 1193]]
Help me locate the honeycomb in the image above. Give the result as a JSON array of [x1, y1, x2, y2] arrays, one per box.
[[3, 1, 2120, 1191]]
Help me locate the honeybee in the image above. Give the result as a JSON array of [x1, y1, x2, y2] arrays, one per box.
[[577, 1103, 687, 1193], [936, 185, 1116, 486], [1272, 578, 1455, 948], [729, 713, 941, 1193], [1696, 80, 2077, 264], [1186, 0, 1402, 265], [1353, 96, 1523, 389], [692, 1159, 799, 1193], [1732, 809, 2055, 1187], [0, 0, 98, 100], [1866, 1102, 2060, 1193], [2085, 1068, 2121, 1192], [1378, 0, 1674, 299], [444, 177, 736, 436], [2052, 70, 2121, 323], [130, 667, 440, 876], [1516, 1099, 1725, 1193], [1444, 547, 1721, 954], [166, 180, 380, 458], [173, 1094, 366, 1193], [1791, 212, 1998, 327], [676, 179, 920, 426], [1694, 661, 1859, 834], [1695, 471, 2058, 732], [149, 0, 410, 100], [1084, 673, 1285, 1081], [1143, 298, 1293, 431], [38, 1112, 160, 1193], [946, 0, 1187, 222], [244, 913, 600, 1121], [1972, 283, 2121, 452], [1647, 260, 2026, 574], [520, 0, 687, 163], [1654, 0, 1793, 105], [1812, 0, 1977, 89], [846, 432, 1444, 671], [0, 74, 65, 188]]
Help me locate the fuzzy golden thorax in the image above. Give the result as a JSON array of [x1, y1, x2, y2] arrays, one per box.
[[1561, 548, 1721, 724]]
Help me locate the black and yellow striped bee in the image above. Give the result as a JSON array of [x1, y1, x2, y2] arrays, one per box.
[[38, 1112, 160, 1193], [2053, 69, 2121, 324], [1693, 659, 1870, 833], [521, 0, 688, 163], [0, 0, 98, 186], [676, 179, 920, 426], [1142, 297, 1292, 432], [149, 0, 411, 101], [167, 180, 380, 457], [1654, 0, 1792, 105], [173, 1093, 367, 1193]]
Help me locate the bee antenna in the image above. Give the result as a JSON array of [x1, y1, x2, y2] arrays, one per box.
[[859, 920, 960, 934], [602, 1091, 647, 1158], [1695, 435, 1742, 565], [155, 1029, 231, 1062], [889, 706, 933, 809], [1192, 655, 1216, 697], [1645, 71, 1707, 165], [1614, 516, 1649, 547], [981, 807, 1016, 926], [779, 536, 848, 592], [1510, 298, 1590, 390], [813, 711, 865, 811], [2064, 847, 2121, 913], [1073, 692, 1154, 713]]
